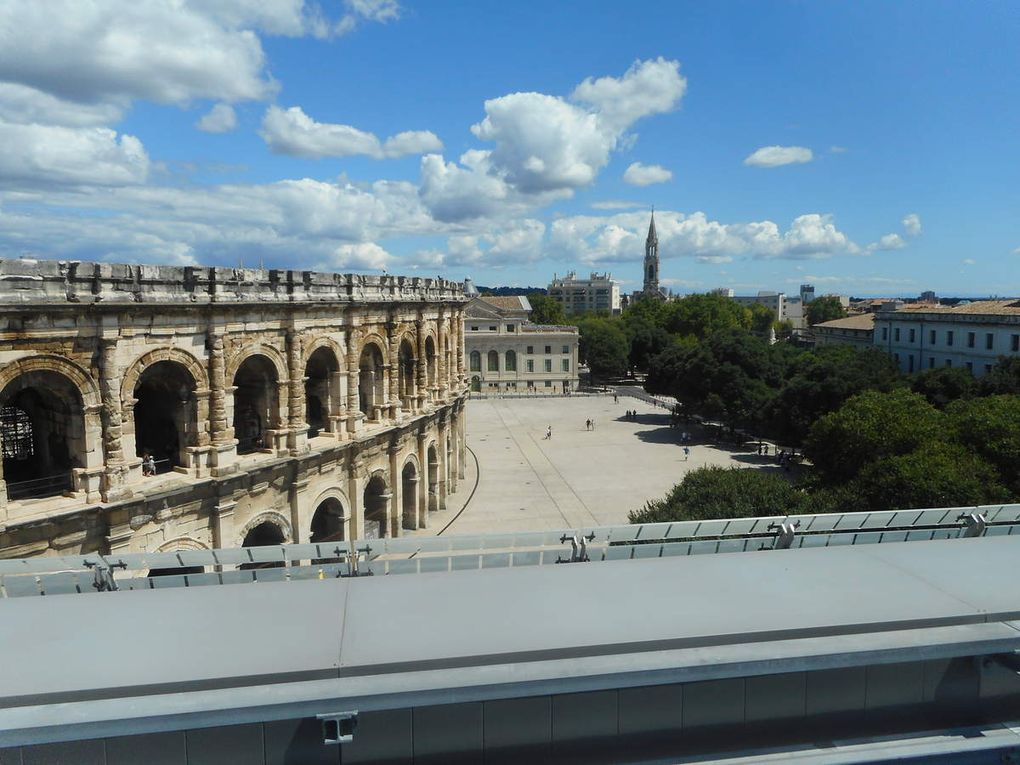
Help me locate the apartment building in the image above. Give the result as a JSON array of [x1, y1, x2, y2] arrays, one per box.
[[548, 272, 621, 315]]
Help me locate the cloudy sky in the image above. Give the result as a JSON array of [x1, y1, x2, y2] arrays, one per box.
[[0, 1, 1018, 297]]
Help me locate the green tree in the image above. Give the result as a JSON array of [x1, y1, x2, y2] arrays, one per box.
[[767, 346, 902, 445], [909, 366, 977, 408], [803, 389, 943, 485], [662, 293, 751, 338], [748, 303, 775, 335], [577, 317, 629, 382], [979, 356, 1020, 396], [629, 466, 805, 524], [850, 442, 1010, 512], [946, 394, 1020, 493], [526, 293, 566, 325], [805, 296, 848, 326]]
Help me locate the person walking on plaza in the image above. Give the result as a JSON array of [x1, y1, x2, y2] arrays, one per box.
[[545, 425, 552, 440], [585, 418, 591, 431], [683, 446, 690, 461]]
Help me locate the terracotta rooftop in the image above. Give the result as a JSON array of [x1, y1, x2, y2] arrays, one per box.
[[815, 313, 876, 331], [888, 299, 1020, 316], [479, 295, 531, 311]]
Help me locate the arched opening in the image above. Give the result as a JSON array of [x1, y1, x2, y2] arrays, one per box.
[[358, 343, 385, 419], [425, 336, 438, 396], [133, 361, 197, 474], [470, 375, 481, 392], [427, 444, 439, 513], [398, 338, 416, 410], [305, 347, 340, 439], [363, 473, 390, 539], [487, 350, 499, 372], [505, 350, 517, 372], [310, 497, 346, 543], [233, 355, 280, 455], [240, 521, 286, 569], [401, 461, 418, 530], [469, 350, 481, 373], [0, 370, 85, 500]]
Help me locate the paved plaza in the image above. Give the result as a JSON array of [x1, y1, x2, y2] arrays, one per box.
[[423, 394, 782, 536]]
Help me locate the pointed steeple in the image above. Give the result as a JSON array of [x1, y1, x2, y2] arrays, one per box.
[[646, 207, 658, 245]]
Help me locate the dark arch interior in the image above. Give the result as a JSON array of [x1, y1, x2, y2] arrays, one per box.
[[398, 339, 416, 408], [363, 474, 389, 539], [402, 461, 418, 530], [240, 521, 285, 569], [358, 344, 384, 418], [134, 361, 196, 473], [1, 370, 84, 500], [310, 497, 346, 543], [425, 337, 438, 392], [427, 444, 439, 513], [233, 356, 279, 454], [305, 347, 339, 438]]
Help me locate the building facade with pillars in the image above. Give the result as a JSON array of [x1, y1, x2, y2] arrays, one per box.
[[0, 259, 469, 559], [464, 296, 580, 394]]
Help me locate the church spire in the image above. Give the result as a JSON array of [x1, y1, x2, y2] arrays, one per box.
[[643, 208, 660, 296], [646, 207, 657, 245]]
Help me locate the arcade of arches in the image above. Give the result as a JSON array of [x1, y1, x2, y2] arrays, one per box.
[[0, 262, 468, 560]]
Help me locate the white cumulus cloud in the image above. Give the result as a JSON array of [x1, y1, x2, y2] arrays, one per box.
[[902, 213, 922, 236], [744, 145, 814, 168], [261, 105, 441, 159], [196, 103, 238, 133], [623, 162, 672, 186]]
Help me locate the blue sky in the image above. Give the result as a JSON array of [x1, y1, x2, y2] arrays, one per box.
[[0, 1, 1018, 297]]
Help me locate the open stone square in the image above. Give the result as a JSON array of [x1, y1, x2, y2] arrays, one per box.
[[426, 394, 783, 536]]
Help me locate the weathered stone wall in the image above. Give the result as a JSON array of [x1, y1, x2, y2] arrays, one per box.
[[0, 260, 468, 559]]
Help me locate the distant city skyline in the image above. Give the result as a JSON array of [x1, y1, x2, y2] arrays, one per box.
[[0, 1, 1018, 297]]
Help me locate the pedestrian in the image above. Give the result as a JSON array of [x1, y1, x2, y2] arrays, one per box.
[[683, 446, 690, 461], [142, 453, 156, 476], [613, 393, 618, 404], [585, 418, 591, 431], [545, 425, 552, 440], [592, 418, 596, 430]]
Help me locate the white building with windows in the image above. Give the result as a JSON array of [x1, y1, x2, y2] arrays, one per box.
[[733, 291, 787, 322], [464, 296, 580, 394], [548, 271, 621, 315], [873, 300, 1020, 376]]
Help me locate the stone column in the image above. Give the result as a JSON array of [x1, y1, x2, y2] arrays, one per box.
[[287, 330, 309, 454], [458, 402, 467, 480], [346, 327, 362, 435], [456, 309, 465, 385], [415, 318, 427, 412], [386, 321, 400, 420], [347, 451, 364, 540], [99, 335, 132, 501], [207, 328, 237, 474], [437, 308, 450, 401], [290, 475, 310, 545], [448, 410, 459, 494], [388, 439, 401, 537], [416, 430, 429, 529], [437, 414, 449, 510], [329, 370, 346, 439]]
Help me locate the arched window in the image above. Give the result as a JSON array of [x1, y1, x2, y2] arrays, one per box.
[[358, 343, 385, 419], [469, 350, 481, 372], [401, 461, 419, 530], [133, 360, 198, 472], [310, 497, 346, 543], [305, 346, 341, 438], [487, 350, 499, 372], [233, 356, 280, 454], [363, 473, 390, 539], [505, 350, 517, 372]]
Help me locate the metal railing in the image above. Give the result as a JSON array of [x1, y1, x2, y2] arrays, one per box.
[[4, 472, 73, 501]]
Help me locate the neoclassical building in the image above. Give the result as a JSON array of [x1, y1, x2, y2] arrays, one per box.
[[0, 259, 468, 559]]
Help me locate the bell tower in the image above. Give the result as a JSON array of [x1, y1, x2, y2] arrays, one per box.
[[643, 209, 659, 295]]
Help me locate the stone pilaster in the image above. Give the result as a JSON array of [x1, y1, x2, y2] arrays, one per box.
[[388, 438, 401, 537], [437, 307, 449, 401], [437, 413, 449, 510], [99, 335, 132, 501], [455, 309, 465, 384], [416, 430, 429, 528], [287, 329, 309, 454], [207, 328, 237, 474], [346, 326, 362, 434], [415, 318, 428, 411]]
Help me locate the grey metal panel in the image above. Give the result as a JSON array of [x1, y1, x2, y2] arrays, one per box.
[[865, 662, 925, 711], [263, 719, 337, 765], [105, 731, 186, 765], [341, 710, 412, 765], [682, 678, 744, 728], [551, 690, 618, 743], [385, 559, 417, 576], [482, 697, 551, 752], [417, 557, 449, 574], [411, 703, 482, 763], [805, 667, 867, 716], [745, 672, 806, 722], [0, 747, 20, 765], [482, 553, 510, 569], [185, 724, 263, 765], [617, 684, 683, 736], [510, 550, 541, 567], [21, 740, 104, 765]]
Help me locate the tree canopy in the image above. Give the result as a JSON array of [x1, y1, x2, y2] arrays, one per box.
[[576, 317, 629, 382], [526, 293, 566, 325], [805, 296, 848, 326]]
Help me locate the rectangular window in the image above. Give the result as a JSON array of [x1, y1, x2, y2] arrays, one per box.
[[470, 325, 479, 332], [894, 353, 899, 363], [946, 359, 953, 368], [929, 329, 936, 344], [1012, 334, 1020, 352], [526, 360, 534, 372], [985, 364, 993, 374], [881, 327, 888, 341], [545, 345, 552, 354], [544, 380, 551, 388], [894, 328, 900, 342], [526, 345, 534, 354], [527, 380, 535, 388], [562, 345, 569, 354], [561, 359, 569, 372], [986, 333, 994, 350], [928, 357, 935, 369], [488, 326, 497, 332], [908, 355, 914, 372], [909, 329, 915, 343], [947, 331, 954, 347], [544, 359, 552, 372], [506, 324, 515, 333], [967, 332, 975, 348], [966, 361, 973, 372]]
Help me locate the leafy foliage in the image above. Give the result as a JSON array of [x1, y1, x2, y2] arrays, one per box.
[[979, 356, 1020, 396], [576, 317, 629, 381], [946, 394, 1020, 493], [909, 366, 977, 408], [662, 293, 751, 338], [629, 466, 806, 524], [526, 293, 567, 325], [805, 295, 848, 326]]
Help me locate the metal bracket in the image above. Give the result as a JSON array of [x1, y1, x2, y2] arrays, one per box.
[[83, 556, 127, 592], [767, 521, 800, 550], [957, 513, 987, 538], [318, 710, 358, 744], [557, 532, 595, 563]]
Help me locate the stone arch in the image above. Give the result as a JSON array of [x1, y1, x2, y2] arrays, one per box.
[[425, 334, 439, 394], [397, 335, 416, 409], [302, 335, 347, 370], [232, 352, 284, 454], [401, 455, 420, 530], [121, 347, 209, 408], [155, 536, 210, 552], [237, 511, 291, 548], [363, 469, 391, 539], [305, 344, 344, 438], [426, 439, 440, 513], [0, 354, 102, 500], [310, 488, 349, 544], [225, 342, 288, 383], [358, 337, 387, 419]]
